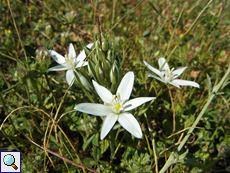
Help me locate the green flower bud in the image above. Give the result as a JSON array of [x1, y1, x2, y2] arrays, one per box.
[[110, 61, 119, 84], [96, 47, 106, 62], [87, 59, 96, 78], [106, 49, 113, 62], [102, 39, 108, 52], [76, 71, 93, 91], [95, 64, 104, 84]]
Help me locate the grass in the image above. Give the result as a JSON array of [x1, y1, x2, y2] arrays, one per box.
[[0, 0, 230, 172]]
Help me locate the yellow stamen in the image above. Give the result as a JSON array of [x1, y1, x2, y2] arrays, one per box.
[[115, 104, 120, 110]]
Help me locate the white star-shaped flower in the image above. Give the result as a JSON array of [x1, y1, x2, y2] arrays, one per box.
[[144, 57, 200, 88], [46, 43, 93, 85], [74, 72, 156, 140]]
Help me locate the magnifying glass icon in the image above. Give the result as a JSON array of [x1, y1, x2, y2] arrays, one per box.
[[3, 154, 18, 170]]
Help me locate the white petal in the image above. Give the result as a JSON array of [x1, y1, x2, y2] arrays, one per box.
[[172, 67, 188, 79], [46, 64, 68, 71], [74, 103, 112, 116], [148, 73, 166, 83], [49, 50, 66, 64], [92, 80, 113, 103], [118, 112, 142, 138], [117, 71, 134, 101], [86, 43, 94, 49], [77, 43, 94, 62], [124, 97, 156, 111], [69, 43, 76, 58], [66, 70, 75, 86], [100, 113, 118, 140], [168, 81, 181, 88], [76, 61, 88, 68], [158, 57, 169, 70], [144, 61, 162, 77], [172, 79, 200, 88]]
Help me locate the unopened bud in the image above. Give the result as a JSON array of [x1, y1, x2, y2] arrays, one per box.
[[102, 39, 108, 52], [95, 64, 104, 84], [88, 60, 96, 78], [106, 49, 113, 62], [110, 61, 119, 84], [76, 71, 93, 91]]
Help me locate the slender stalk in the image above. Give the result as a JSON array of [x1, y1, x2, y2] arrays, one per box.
[[7, 0, 29, 69]]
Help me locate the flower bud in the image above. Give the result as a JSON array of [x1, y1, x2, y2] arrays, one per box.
[[76, 71, 93, 91], [110, 61, 119, 84], [95, 64, 104, 84], [102, 39, 108, 52], [96, 47, 106, 62], [87, 60, 96, 78], [106, 49, 113, 62]]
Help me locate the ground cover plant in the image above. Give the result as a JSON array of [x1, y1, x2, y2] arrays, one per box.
[[0, 0, 230, 172]]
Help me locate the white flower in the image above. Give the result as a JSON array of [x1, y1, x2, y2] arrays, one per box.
[[74, 72, 156, 140], [46, 43, 93, 86], [144, 57, 200, 88]]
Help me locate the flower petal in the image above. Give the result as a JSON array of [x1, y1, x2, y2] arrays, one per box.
[[148, 73, 166, 83], [46, 64, 68, 71], [144, 61, 162, 77], [117, 71, 134, 101], [76, 61, 88, 68], [172, 79, 200, 88], [124, 97, 156, 111], [158, 57, 169, 70], [69, 43, 76, 58], [66, 70, 75, 86], [118, 112, 142, 138], [100, 113, 118, 140], [172, 67, 187, 79], [169, 81, 181, 88], [77, 43, 94, 62], [74, 103, 112, 116], [92, 80, 113, 103], [49, 50, 66, 64]]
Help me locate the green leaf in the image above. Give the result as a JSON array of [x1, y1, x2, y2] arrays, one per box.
[[83, 134, 95, 151], [93, 146, 101, 161], [92, 132, 99, 146], [101, 139, 109, 154]]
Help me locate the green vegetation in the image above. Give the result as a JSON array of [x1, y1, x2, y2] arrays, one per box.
[[1, 0, 230, 172]]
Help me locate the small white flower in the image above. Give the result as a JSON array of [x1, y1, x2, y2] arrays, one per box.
[[144, 57, 200, 88], [46, 43, 93, 86], [74, 72, 156, 140]]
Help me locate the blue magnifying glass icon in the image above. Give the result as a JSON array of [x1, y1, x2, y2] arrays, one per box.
[[3, 154, 18, 170]]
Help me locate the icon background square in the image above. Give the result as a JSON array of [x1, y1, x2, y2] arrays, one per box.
[[0, 151, 21, 173]]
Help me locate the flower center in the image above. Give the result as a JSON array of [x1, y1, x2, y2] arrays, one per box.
[[162, 67, 178, 82], [104, 93, 125, 114], [65, 54, 75, 69], [115, 104, 120, 110]]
